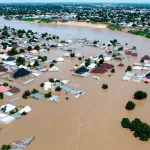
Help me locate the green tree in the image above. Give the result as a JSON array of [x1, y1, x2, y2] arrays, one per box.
[[40, 83, 44, 87], [7, 48, 18, 56], [49, 78, 54, 83], [121, 118, 131, 128], [111, 68, 115, 73], [44, 92, 52, 98], [0, 92, 3, 99], [125, 101, 135, 110], [102, 84, 108, 89], [50, 63, 54, 68], [33, 60, 39, 67], [70, 53, 75, 57], [16, 57, 25, 66], [34, 45, 40, 51], [134, 91, 147, 100], [55, 86, 61, 91], [3, 83, 8, 87], [27, 46, 32, 51], [1, 145, 11, 150], [31, 88, 39, 94], [126, 66, 132, 71]]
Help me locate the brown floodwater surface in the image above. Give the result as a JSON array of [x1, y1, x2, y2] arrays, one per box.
[[0, 18, 150, 150]]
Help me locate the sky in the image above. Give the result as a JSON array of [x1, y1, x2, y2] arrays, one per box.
[[0, 0, 150, 3]]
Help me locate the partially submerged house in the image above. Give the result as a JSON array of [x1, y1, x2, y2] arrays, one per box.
[[13, 68, 30, 78], [91, 66, 107, 74], [75, 66, 89, 74]]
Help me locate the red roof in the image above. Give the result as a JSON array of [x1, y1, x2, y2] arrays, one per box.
[[125, 51, 133, 56], [102, 63, 114, 69], [0, 86, 10, 93], [132, 53, 138, 57], [118, 63, 124, 67], [0, 66, 8, 72], [91, 66, 108, 74]]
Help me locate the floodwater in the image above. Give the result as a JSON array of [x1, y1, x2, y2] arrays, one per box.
[[0, 18, 150, 150]]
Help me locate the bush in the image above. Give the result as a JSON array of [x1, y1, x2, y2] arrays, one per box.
[[49, 78, 54, 83], [78, 57, 82, 60], [70, 53, 75, 57], [44, 92, 52, 98], [31, 88, 39, 94], [3, 83, 8, 87], [22, 90, 30, 99], [55, 86, 61, 91], [121, 118, 131, 128], [111, 68, 115, 73], [102, 84, 108, 89], [0, 92, 3, 99], [1, 145, 11, 150], [125, 101, 135, 110], [27, 46, 32, 51], [9, 110, 15, 114], [33, 60, 39, 67], [134, 91, 147, 100], [121, 118, 150, 141], [66, 97, 69, 100], [126, 66, 132, 71], [50, 63, 54, 68], [40, 83, 44, 87], [52, 60, 57, 63]]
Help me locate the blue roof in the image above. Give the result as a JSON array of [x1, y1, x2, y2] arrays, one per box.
[[30, 93, 44, 100], [61, 85, 73, 92], [12, 113, 22, 119], [6, 57, 16, 61]]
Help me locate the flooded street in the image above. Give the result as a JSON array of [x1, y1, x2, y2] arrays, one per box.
[[0, 18, 150, 150]]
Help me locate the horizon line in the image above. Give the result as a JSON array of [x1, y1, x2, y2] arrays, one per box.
[[0, 2, 150, 4]]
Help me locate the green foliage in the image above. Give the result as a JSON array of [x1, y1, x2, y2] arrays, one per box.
[[111, 68, 115, 73], [7, 48, 18, 56], [23, 18, 34, 22], [125, 101, 135, 110], [52, 60, 57, 63], [93, 40, 98, 44], [34, 45, 40, 50], [107, 24, 123, 31], [33, 60, 39, 67], [27, 46, 32, 51], [55, 86, 61, 91], [19, 48, 25, 53], [38, 56, 47, 62], [40, 83, 44, 87], [31, 88, 39, 94], [118, 47, 123, 51], [22, 90, 30, 99], [126, 66, 132, 71], [49, 78, 54, 83], [121, 118, 131, 128], [78, 57, 82, 60], [121, 118, 150, 141], [50, 63, 54, 68], [85, 58, 91, 67], [1, 145, 11, 150], [16, 57, 25, 66], [134, 91, 147, 100], [70, 53, 75, 57], [0, 92, 3, 99], [102, 84, 108, 89], [3, 83, 8, 87], [44, 92, 52, 98]]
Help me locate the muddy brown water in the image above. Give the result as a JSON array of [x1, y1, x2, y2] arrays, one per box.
[[0, 18, 150, 150]]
